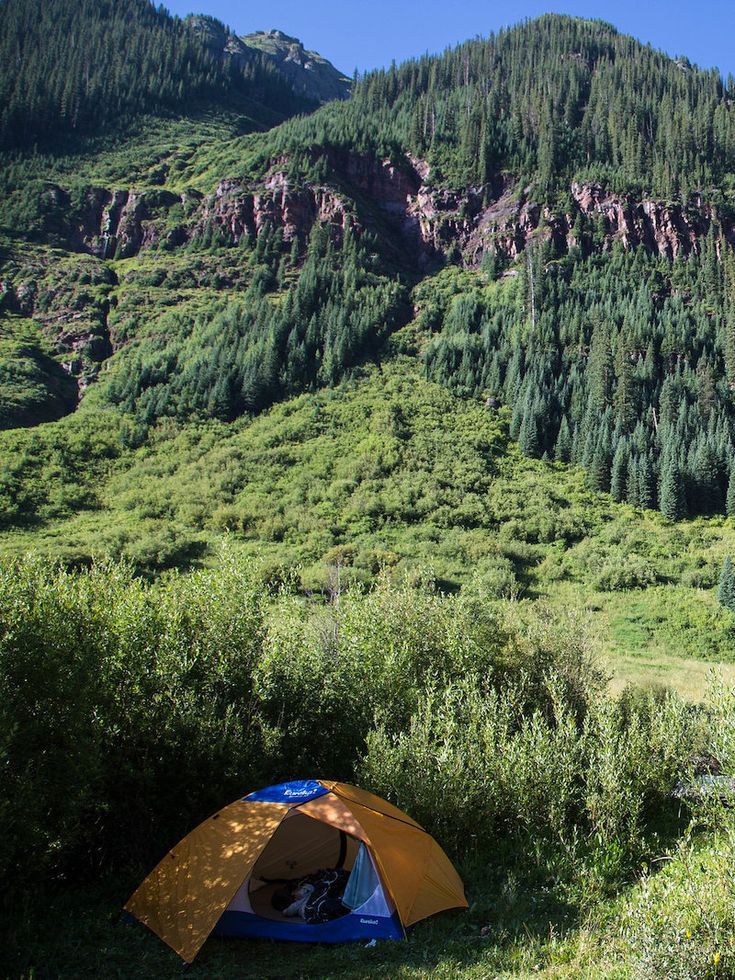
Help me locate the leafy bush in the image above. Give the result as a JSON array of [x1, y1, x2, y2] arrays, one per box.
[[254, 577, 509, 775], [0, 551, 267, 885], [618, 682, 735, 975], [468, 555, 518, 599], [595, 553, 658, 591], [0, 548, 718, 939], [361, 677, 697, 878], [623, 837, 735, 980]]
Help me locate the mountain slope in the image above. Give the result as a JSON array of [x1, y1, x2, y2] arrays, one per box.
[[248, 14, 735, 199], [4, 13, 735, 526], [0, 0, 345, 149]]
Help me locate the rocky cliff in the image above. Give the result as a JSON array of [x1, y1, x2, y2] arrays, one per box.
[[4, 152, 735, 427], [186, 19, 351, 105], [26, 155, 735, 270]]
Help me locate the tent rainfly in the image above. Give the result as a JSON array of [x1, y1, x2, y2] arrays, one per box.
[[125, 779, 468, 962]]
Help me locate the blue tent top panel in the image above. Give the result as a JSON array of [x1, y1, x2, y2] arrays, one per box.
[[243, 780, 330, 805]]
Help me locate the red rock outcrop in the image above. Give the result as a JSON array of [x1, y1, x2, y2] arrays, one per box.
[[198, 171, 356, 245], [26, 155, 735, 268]]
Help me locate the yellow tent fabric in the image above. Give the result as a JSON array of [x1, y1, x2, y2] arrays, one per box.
[[303, 783, 468, 926], [124, 800, 287, 963], [325, 781, 424, 828], [328, 789, 466, 926], [125, 780, 467, 962], [298, 792, 367, 839]]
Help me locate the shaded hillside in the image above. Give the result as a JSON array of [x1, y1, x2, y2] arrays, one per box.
[[0, 316, 78, 428], [0, 0, 340, 149]]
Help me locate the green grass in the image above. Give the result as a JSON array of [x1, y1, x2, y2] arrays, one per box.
[[10, 839, 730, 979], [0, 864, 627, 978]]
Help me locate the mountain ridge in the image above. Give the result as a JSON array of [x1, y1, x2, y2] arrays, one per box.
[[185, 17, 351, 105]]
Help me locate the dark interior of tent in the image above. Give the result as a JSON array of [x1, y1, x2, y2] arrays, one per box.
[[247, 811, 361, 922]]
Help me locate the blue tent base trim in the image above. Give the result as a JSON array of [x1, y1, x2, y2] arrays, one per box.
[[214, 909, 404, 943]]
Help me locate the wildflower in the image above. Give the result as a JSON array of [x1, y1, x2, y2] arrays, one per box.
[[714, 951, 722, 967]]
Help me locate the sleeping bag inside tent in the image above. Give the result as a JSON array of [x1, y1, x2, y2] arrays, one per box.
[[124, 779, 468, 962]]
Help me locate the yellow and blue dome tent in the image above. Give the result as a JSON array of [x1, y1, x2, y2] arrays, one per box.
[[124, 779, 468, 962]]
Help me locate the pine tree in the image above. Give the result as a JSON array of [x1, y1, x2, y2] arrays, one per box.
[[717, 556, 735, 612], [659, 458, 687, 521], [519, 409, 540, 457], [727, 466, 735, 517], [587, 320, 614, 414], [626, 456, 640, 507], [610, 444, 629, 502], [589, 435, 612, 491], [691, 442, 721, 514], [724, 250, 735, 386], [696, 358, 717, 420], [554, 416, 572, 462], [614, 330, 636, 431], [638, 454, 654, 510]]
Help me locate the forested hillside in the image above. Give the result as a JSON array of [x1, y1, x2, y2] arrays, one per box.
[[424, 246, 735, 520], [5, 12, 735, 522], [258, 14, 735, 197], [0, 0, 337, 149]]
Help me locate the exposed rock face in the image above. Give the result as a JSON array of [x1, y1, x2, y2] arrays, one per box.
[[569, 182, 721, 258], [21, 154, 735, 272], [241, 30, 351, 103], [195, 172, 355, 246], [185, 16, 252, 71], [75, 189, 180, 258], [462, 181, 732, 263], [185, 19, 351, 105]]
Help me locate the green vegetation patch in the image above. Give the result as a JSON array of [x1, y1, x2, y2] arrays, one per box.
[[0, 315, 77, 428]]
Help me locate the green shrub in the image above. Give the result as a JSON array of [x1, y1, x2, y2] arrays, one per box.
[[0, 551, 713, 920], [623, 837, 735, 980], [468, 556, 518, 599], [594, 553, 658, 591], [0, 551, 267, 886], [254, 577, 509, 776], [360, 677, 696, 875]]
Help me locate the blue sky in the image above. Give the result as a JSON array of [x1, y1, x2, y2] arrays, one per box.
[[163, 1, 735, 80]]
